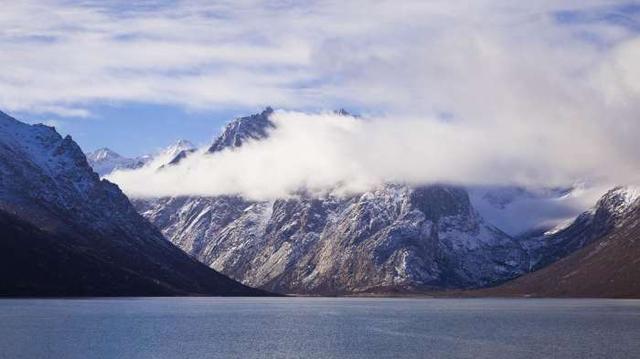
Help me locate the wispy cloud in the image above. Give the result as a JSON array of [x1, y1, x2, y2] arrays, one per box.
[[1, 1, 639, 117]]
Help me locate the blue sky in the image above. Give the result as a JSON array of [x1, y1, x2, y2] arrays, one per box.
[[16, 104, 261, 157], [1, 1, 639, 157]]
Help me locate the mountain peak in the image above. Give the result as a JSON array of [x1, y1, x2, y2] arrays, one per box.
[[87, 147, 123, 162], [163, 139, 195, 158], [160, 139, 197, 167], [596, 186, 640, 217], [174, 139, 194, 148], [207, 107, 276, 154], [86, 147, 148, 176]]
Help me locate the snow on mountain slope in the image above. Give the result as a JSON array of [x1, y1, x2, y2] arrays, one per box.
[[477, 187, 640, 298], [133, 108, 528, 294], [86, 147, 148, 176], [86, 139, 195, 176], [136, 184, 528, 294], [0, 110, 266, 297], [522, 186, 640, 271], [468, 184, 609, 237], [208, 107, 274, 154]]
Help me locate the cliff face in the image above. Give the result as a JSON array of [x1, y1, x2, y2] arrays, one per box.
[[137, 185, 528, 294]]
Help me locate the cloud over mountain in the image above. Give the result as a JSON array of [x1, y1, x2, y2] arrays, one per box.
[[107, 109, 639, 200], [3, 1, 640, 198]]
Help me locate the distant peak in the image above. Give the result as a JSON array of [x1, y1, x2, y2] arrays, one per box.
[[87, 147, 123, 162], [174, 139, 194, 147], [167, 139, 195, 151], [163, 139, 195, 157], [334, 108, 351, 116]]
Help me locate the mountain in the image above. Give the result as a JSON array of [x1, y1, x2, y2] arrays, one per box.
[[523, 187, 640, 271], [162, 139, 196, 166], [208, 107, 274, 154], [475, 187, 640, 298], [86, 147, 147, 176], [87, 140, 195, 176], [160, 108, 274, 167], [468, 184, 594, 237], [134, 108, 528, 294], [0, 110, 266, 297], [137, 186, 528, 294]]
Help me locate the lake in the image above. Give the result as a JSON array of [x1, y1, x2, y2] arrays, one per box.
[[0, 298, 638, 358]]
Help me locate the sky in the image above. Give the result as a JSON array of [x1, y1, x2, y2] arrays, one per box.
[[2, 0, 640, 208], [1, 0, 638, 157]]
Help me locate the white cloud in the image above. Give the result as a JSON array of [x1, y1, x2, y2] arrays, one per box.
[[1, 0, 639, 115], [107, 108, 640, 201], [3, 1, 640, 205]]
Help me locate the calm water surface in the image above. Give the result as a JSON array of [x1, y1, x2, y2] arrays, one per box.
[[0, 297, 638, 358]]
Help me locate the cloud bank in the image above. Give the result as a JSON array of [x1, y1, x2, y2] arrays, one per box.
[[107, 109, 639, 201]]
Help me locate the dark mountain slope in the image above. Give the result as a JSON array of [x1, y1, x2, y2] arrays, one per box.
[[0, 110, 267, 297]]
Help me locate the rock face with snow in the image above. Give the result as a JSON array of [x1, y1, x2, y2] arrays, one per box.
[[208, 107, 274, 154], [0, 110, 265, 297], [134, 109, 528, 294], [138, 186, 528, 294], [86, 147, 147, 176], [87, 139, 195, 176], [478, 187, 640, 298], [523, 186, 640, 271]]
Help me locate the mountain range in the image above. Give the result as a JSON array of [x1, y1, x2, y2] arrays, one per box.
[[86, 139, 195, 175], [99, 108, 638, 297], [2, 107, 638, 298]]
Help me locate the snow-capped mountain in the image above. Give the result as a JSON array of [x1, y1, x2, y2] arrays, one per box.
[[523, 186, 640, 271], [86, 139, 196, 176], [479, 187, 640, 298], [86, 147, 147, 176], [161, 108, 274, 167], [208, 107, 274, 154], [134, 108, 528, 294], [0, 110, 265, 297], [164, 139, 196, 159], [137, 185, 528, 294]]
